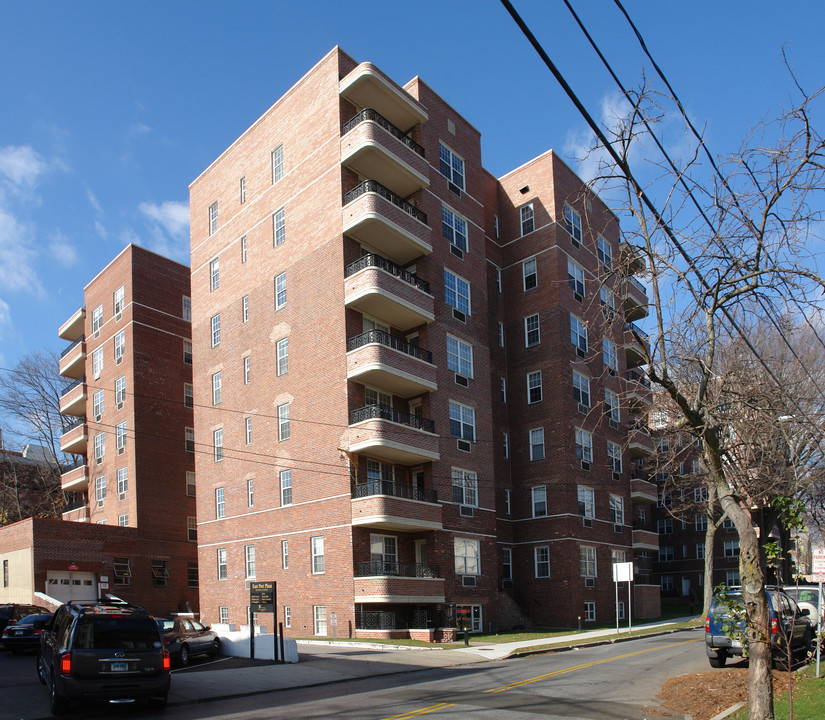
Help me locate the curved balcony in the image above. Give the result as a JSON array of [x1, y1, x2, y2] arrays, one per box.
[[59, 307, 86, 342], [630, 477, 658, 504], [59, 335, 86, 379], [351, 481, 442, 531], [345, 254, 434, 331], [625, 369, 653, 407], [60, 418, 88, 455], [628, 423, 656, 458], [621, 241, 646, 275], [632, 521, 660, 551], [348, 330, 436, 398], [61, 462, 89, 492], [624, 322, 650, 369], [339, 62, 428, 133], [59, 376, 87, 417], [622, 276, 649, 321], [343, 181, 431, 266], [353, 561, 445, 604], [347, 404, 439, 464]]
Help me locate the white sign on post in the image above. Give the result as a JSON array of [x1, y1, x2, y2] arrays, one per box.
[[811, 547, 825, 581], [612, 562, 634, 634]]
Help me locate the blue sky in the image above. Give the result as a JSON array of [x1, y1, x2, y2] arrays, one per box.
[[0, 0, 822, 374]]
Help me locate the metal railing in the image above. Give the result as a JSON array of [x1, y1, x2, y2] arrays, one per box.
[[632, 520, 656, 532], [345, 252, 430, 294], [624, 322, 649, 339], [626, 276, 646, 294], [349, 404, 435, 434], [61, 459, 86, 473], [354, 561, 441, 578], [60, 335, 85, 358], [626, 369, 651, 388], [355, 610, 396, 630], [347, 329, 433, 364], [342, 108, 425, 157], [61, 416, 85, 432], [352, 480, 437, 504], [61, 376, 84, 396], [343, 180, 427, 225]]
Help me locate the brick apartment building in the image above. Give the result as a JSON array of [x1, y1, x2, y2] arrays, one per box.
[[0, 244, 198, 614], [189, 47, 658, 638]]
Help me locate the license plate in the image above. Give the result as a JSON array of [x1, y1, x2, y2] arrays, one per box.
[[111, 662, 128, 672], [14, 630, 24, 636]]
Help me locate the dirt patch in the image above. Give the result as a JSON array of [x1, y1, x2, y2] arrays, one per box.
[[653, 668, 795, 719]]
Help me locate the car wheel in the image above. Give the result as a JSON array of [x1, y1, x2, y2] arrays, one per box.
[[208, 638, 221, 657], [36, 655, 47, 685], [49, 671, 69, 715], [179, 643, 190, 667], [708, 653, 727, 668]]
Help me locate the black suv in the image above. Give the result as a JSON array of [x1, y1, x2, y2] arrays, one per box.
[[37, 600, 170, 714]]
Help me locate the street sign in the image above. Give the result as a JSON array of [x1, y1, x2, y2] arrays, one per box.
[[812, 548, 825, 575], [612, 562, 634, 583], [249, 581, 275, 613]]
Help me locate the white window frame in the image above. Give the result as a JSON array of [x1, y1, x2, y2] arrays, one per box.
[[241, 235, 247, 263], [572, 371, 590, 408], [245, 544, 256, 579], [95, 475, 106, 505], [448, 400, 475, 442], [282, 540, 289, 569], [278, 403, 290, 441], [93, 389, 104, 418], [118, 514, 128, 527], [271, 144, 284, 183], [186, 471, 196, 497], [215, 487, 225, 519], [603, 338, 618, 373], [116, 421, 126, 452], [570, 315, 588, 353], [243, 355, 250, 385], [276, 337, 288, 376], [280, 469, 292, 506], [313, 605, 327, 636], [273, 206, 286, 246], [523, 256, 537, 290], [114, 285, 125, 318], [439, 142, 465, 189], [117, 467, 127, 497], [93, 347, 103, 378], [567, 259, 585, 297], [185, 427, 195, 452], [217, 549, 227, 580], [211, 314, 220, 347], [564, 204, 582, 242], [580, 545, 597, 578], [524, 313, 540, 347], [444, 269, 471, 315], [446, 335, 473, 378], [275, 272, 286, 309], [527, 370, 542, 404], [311, 536, 325, 574], [532, 485, 547, 517], [535, 546, 550, 578], [94, 433, 105, 462], [209, 202, 218, 235], [184, 382, 193, 408], [607, 441, 622, 474], [92, 305, 103, 336], [212, 371, 222, 405], [245, 417, 252, 445], [240, 176, 246, 203], [442, 206, 468, 252], [115, 376, 126, 408], [183, 339, 193, 364], [609, 494, 624, 525], [529, 427, 545, 461], [187, 516, 197, 542], [451, 468, 478, 507], [597, 235, 612, 268], [584, 601, 596, 621], [213, 428, 223, 462], [454, 537, 480, 575], [114, 330, 125, 364], [242, 295, 249, 323], [575, 427, 593, 463], [723, 540, 740, 557], [605, 389, 620, 423], [210, 257, 220, 291], [520, 203, 534, 235], [578, 485, 595, 519], [247, 477, 254, 506]]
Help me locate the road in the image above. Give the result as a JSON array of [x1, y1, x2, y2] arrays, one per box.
[[1, 630, 707, 720]]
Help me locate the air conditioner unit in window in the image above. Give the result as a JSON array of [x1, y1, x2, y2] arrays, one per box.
[[612, 471, 621, 482], [462, 575, 476, 587], [455, 374, 469, 387], [460, 505, 474, 517], [583, 517, 593, 528], [457, 439, 471, 452], [576, 347, 586, 359], [450, 245, 464, 259], [581, 460, 590, 471], [452, 308, 466, 323], [500, 579, 514, 590], [574, 293, 583, 303], [94, 414, 101, 422], [96, 457, 103, 465], [585, 577, 595, 587], [117, 447, 125, 455], [609, 419, 619, 430], [117, 402, 123, 410], [614, 524, 623, 533], [571, 238, 580, 249], [448, 182, 461, 197], [578, 403, 589, 415]]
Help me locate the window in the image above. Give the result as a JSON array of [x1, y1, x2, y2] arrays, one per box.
[[245, 545, 256, 579], [93, 347, 104, 378], [271, 144, 284, 183], [242, 295, 249, 323], [247, 478, 254, 506], [498, 322, 505, 347], [597, 235, 612, 268], [183, 382, 193, 409], [609, 495, 624, 525], [659, 546, 674, 562], [442, 206, 467, 252], [726, 570, 740, 586], [449, 401, 475, 442], [503, 433, 509, 459], [696, 543, 705, 560], [504, 488, 511, 514], [187, 516, 197, 542], [529, 428, 545, 460], [273, 206, 286, 246], [219, 606, 229, 624], [451, 468, 478, 507], [564, 204, 582, 243], [532, 485, 547, 517], [600, 287, 615, 320], [211, 314, 220, 347], [95, 475, 106, 506], [278, 403, 290, 441], [114, 330, 125, 364], [603, 338, 618, 373], [282, 540, 289, 569], [186, 471, 196, 496], [580, 545, 597, 577], [240, 176, 246, 203], [612, 549, 626, 565], [607, 441, 622, 474], [575, 427, 593, 463], [695, 514, 708, 531], [280, 469, 292, 506], [241, 235, 247, 263], [502, 548, 512, 579], [93, 389, 104, 419], [179, 296, 191, 324], [500, 377, 507, 402], [584, 602, 596, 621], [115, 376, 126, 408], [723, 540, 740, 557], [92, 305, 103, 335], [276, 337, 289, 375], [439, 142, 465, 189], [2, 559, 7, 588], [456, 605, 482, 632], [212, 371, 222, 405], [694, 487, 709, 502], [567, 259, 585, 297], [284, 606, 291, 628], [313, 605, 327, 636], [185, 427, 195, 453], [570, 315, 588, 353], [217, 549, 227, 580], [311, 536, 325, 574], [370, 534, 398, 570], [578, 486, 594, 519], [526, 371, 542, 404], [572, 371, 590, 408], [187, 562, 198, 588], [94, 433, 105, 463], [215, 488, 225, 519], [722, 516, 734, 529], [210, 257, 220, 291], [524, 314, 540, 347], [213, 428, 223, 462], [522, 257, 537, 290], [446, 335, 473, 378], [275, 272, 286, 309], [116, 421, 127, 453], [454, 538, 480, 575], [535, 546, 550, 578], [243, 355, 250, 384], [605, 389, 620, 424], [114, 285, 125, 317], [657, 518, 673, 535], [520, 203, 534, 235], [245, 417, 252, 445], [117, 467, 127, 497], [661, 575, 674, 591], [113, 558, 131, 586], [367, 459, 393, 483], [183, 340, 193, 364], [209, 202, 218, 234], [444, 269, 470, 315]]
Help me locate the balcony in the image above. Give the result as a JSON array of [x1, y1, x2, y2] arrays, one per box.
[[622, 275, 649, 321], [632, 521, 660, 551], [60, 417, 87, 455], [59, 376, 87, 417], [58, 307, 86, 342], [628, 423, 656, 458], [343, 180, 431, 265], [348, 331, 436, 399], [625, 369, 653, 406], [351, 480, 442, 531], [630, 477, 658, 504], [353, 561, 445, 604], [347, 404, 439, 464], [339, 62, 428, 134], [345, 254, 434, 331], [624, 322, 650, 368], [59, 335, 86, 379], [61, 462, 89, 492], [62, 497, 90, 523], [620, 241, 646, 275]]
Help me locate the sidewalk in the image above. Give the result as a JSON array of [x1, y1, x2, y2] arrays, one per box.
[[168, 617, 701, 705]]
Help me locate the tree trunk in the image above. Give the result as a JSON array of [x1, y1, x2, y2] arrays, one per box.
[[702, 486, 718, 617]]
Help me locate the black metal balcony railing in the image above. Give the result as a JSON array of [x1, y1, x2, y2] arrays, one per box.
[[352, 479, 438, 504], [354, 561, 441, 578], [345, 252, 431, 294], [624, 322, 649, 339], [630, 469, 652, 482], [62, 496, 88, 513], [348, 329, 433, 364], [633, 520, 656, 532], [626, 276, 646, 294], [61, 376, 85, 396], [342, 108, 425, 158], [61, 459, 85, 472], [62, 416, 85, 433], [626, 369, 651, 388], [60, 335, 85, 358], [349, 403, 435, 434], [343, 180, 428, 225]]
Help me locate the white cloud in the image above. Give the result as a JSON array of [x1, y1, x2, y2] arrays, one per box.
[[48, 233, 78, 267], [0, 206, 44, 297], [0, 145, 47, 187], [86, 187, 102, 214], [94, 219, 108, 240], [139, 200, 190, 261], [0, 297, 11, 341]]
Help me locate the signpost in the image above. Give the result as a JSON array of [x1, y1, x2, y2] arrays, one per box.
[[612, 562, 634, 634], [249, 581, 278, 662], [812, 548, 825, 678]]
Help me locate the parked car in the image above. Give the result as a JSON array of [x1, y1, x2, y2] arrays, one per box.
[[1, 613, 52, 654], [705, 587, 813, 668], [155, 616, 221, 666], [783, 585, 822, 624], [0, 604, 51, 636], [37, 600, 170, 714]]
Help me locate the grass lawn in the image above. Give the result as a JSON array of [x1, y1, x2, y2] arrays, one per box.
[[730, 666, 825, 719]]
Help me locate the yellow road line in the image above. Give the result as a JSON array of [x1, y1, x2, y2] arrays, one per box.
[[381, 702, 456, 719]]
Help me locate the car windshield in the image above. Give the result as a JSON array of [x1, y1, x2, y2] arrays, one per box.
[[785, 588, 820, 606], [73, 617, 160, 650], [156, 619, 175, 632]]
